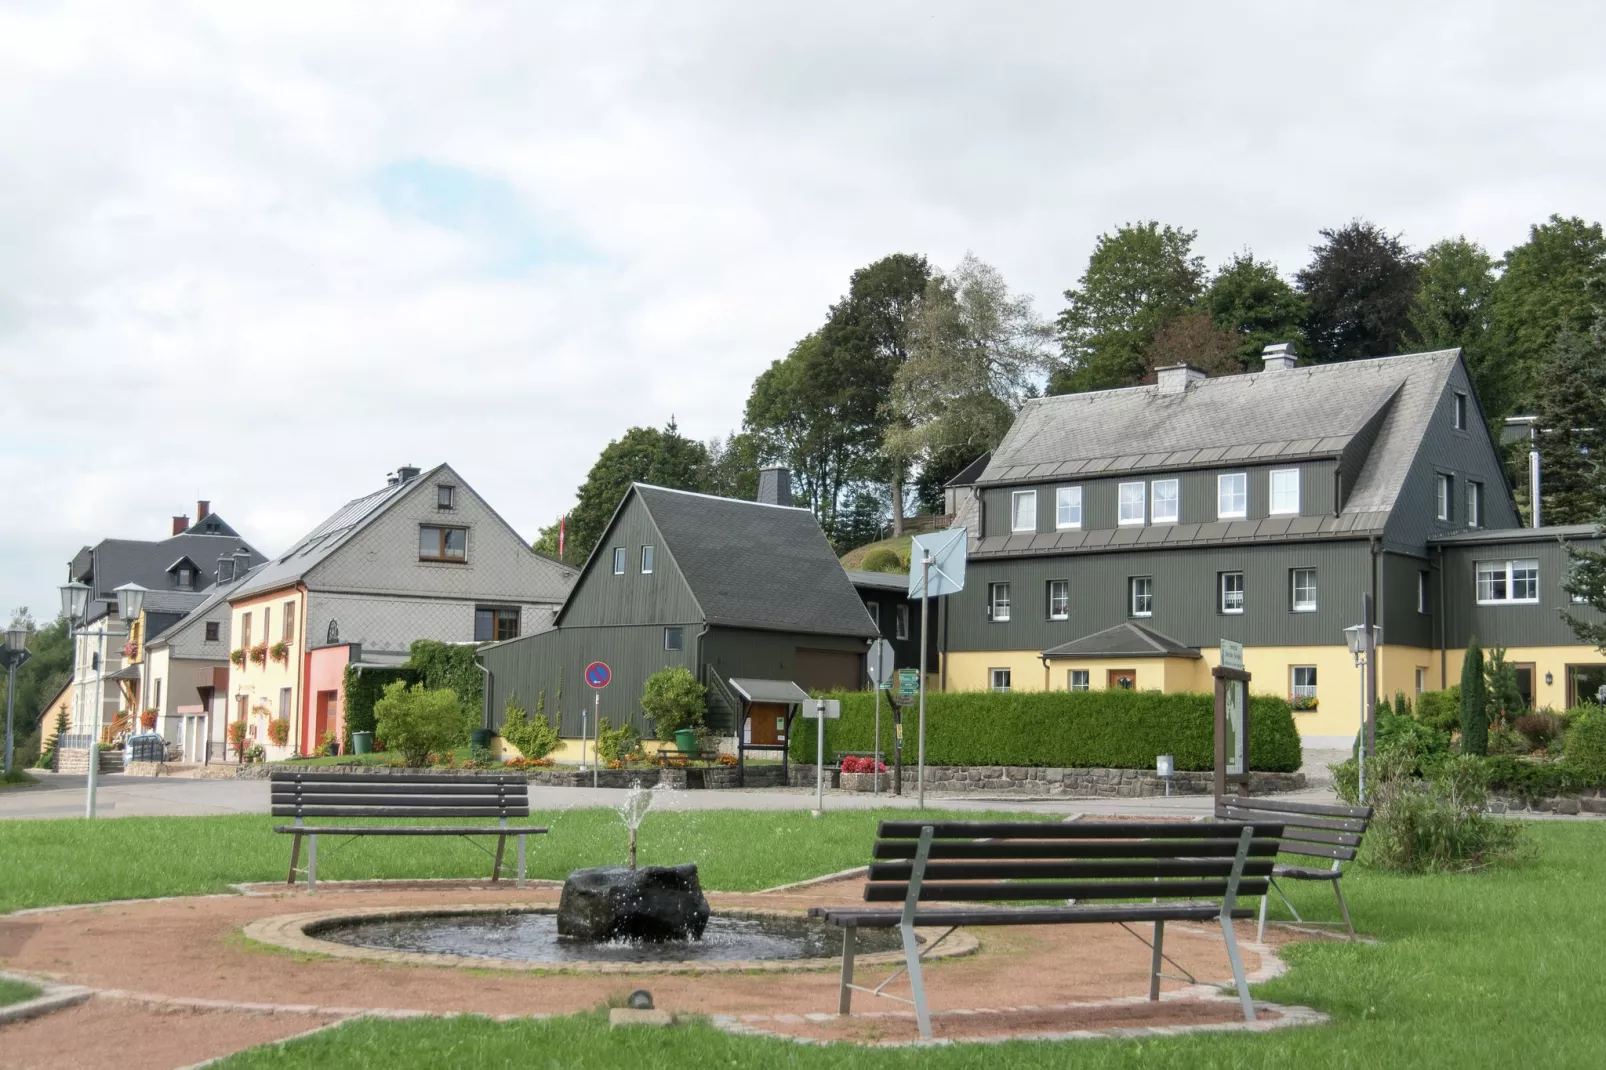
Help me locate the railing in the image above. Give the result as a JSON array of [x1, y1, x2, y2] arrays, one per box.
[[703, 669, 742, 734], [58, 733, 96, 750]]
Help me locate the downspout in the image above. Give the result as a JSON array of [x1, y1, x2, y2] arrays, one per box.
[[1370, 535, 1381, 700], [1039, 653, 1050, 692], [1437, 544, 1447, 689], [693, 622, 713, 729]]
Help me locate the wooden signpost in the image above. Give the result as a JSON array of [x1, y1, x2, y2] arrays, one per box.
[[1213, 640, 1251, 799]]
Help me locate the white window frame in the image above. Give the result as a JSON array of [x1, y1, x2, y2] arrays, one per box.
[[641, 544, 655, 574], [1291, 666, 1318, 700], [1418, 571, 1430, 614], [1118, 481, 1146, 526], [1047, 579, 1070, 621], [1414, 666, 1428, 696], [1129, 576, 1154, 618], [1436, 473, 1452, 521], [1467, 482, 1482, 529], [1069, 669, 1090, 691], [990, 668, 1012, 693], [1055, 486, 1082, 530], [1476, 559, 1539, 605], [664, 626, 683, 651], [1217, 473, 1247, 519], [1269, 468, 1300, 516], [895, 604, 910, 639], [1151, 479, 1179, 525], [1010, 489, 1038, 533], [1291, 568, 1317, 613], [989, 582, 1012, 622], [864, 601, 880, 629], [1220, 571, 1245, 614], [612, 547, 626, 575]]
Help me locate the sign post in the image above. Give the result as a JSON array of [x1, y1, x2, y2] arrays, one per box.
[[1213, 641, 1251, 799], [867, 639, 895, 799], [908, 530, 966, 810], [584, 661, 611, 789], [894, 668, 919, 796], [802, 698, 840, 813]]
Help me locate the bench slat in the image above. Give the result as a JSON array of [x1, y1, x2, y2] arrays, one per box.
[[1217, 805, 1366, 833], [864, 877, 1270, 903], [1219, 795, 1372, 820], [1277, 841, 1355, 862], [273, 825, 547, 835], [271, 782, 527, 797], [872, 839, 1280, 861], [271, 794, 528, 809], [868, 858, 1264, 882], [270, 806, 530, 818], [268, 772, 528, 786], [875, 820, 1283, 841], [1274, 826, 1363, 848], [812, 902, 1251, 927]]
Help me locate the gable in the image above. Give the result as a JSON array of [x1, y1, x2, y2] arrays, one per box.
[[556, 491, 703, 628]]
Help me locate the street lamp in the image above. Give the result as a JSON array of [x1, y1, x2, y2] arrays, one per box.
[[2, 626, 31, 776], [60, 580, 90, 623], [1343, 623, 1382, 802], [59, 578, 105, 818], [114, 582, 147, 623]]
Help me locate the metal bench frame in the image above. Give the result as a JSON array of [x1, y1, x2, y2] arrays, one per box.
[[270, 771, 547, 891], [1216, 795, 1372, 941], [811, 819, 1282, 1040]]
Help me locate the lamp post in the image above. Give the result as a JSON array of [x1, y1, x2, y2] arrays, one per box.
[[59, 579, 107, 817], [2, 626, 31, 776], [1344, 620, 1382, 803]]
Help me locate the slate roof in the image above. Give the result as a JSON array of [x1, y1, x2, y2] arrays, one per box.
[[1041, 622, 1200, 660], [146, 565, 263, 651], [844, 569, 910, 592], [1427, 523, 1602, 546], [729, 678, 812, 704], [73, 531, 266, 623], [632, 485, 880, 638]]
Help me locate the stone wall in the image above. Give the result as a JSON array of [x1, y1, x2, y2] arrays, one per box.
[[796, 763, 1305, 797], [55, 748, 123, 775], [1489, 788, 1606, 816]]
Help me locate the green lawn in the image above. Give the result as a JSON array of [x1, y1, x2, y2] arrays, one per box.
[[0, 769, 39, 790], [0, 977, 41, 1007]]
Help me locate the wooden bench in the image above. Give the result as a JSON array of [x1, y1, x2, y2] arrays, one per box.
[[270, 771, 548, 891], [809, 818, 1283, 1039], [1215, 795, 1372, 941]]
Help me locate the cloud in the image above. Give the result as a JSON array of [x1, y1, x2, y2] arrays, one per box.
[[2, 1, 1605, 616]]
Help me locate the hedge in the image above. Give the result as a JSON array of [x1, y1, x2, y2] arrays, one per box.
[[341, 665, 418, 749], [787, 689, 1302, 772], [408, 640, 484, 721]]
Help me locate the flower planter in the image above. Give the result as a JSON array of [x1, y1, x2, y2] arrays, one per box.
[[839, 771, 892, 793]]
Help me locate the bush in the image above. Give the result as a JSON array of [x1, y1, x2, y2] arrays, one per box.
[[1564, 708, 1606, 783], [859, 548, 904, 574], [408, 640, 484, 721], [498, 696, 561, 760], [1480, 754, 1577, 801], [267, 718, 290, 747], [373, 682, 472, 768], [342, 665, 419, 750], [1415, 687, 1461, 734], [596, 717, 642, 763], [641, 667, 707, 741], [1460, 637, 1488, 756], [1513, 713, 1564, 751], [787, 689, 1302, 771]]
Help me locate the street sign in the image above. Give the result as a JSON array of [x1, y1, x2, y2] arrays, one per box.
[[909, 529, 967, 599], [1219, 639, 1244, 670], [867, 639, 896, 688], [584, 661, 611, 689], [896, 668, 919, 699], [801, 698, 841, 719]]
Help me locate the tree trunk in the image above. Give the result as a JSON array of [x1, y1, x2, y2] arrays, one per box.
[[890, 472, 905, 536]]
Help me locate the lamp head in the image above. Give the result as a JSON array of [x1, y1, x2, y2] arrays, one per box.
[[3, 626, 26, 654], [60, 580, 90, 622], [114, 582, 148, 622]]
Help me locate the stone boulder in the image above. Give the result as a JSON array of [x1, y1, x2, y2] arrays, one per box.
[[556, 864, 711, 942]]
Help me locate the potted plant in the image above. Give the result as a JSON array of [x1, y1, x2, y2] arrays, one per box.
[[1291, 695, 1319, 712], [248, 643, 268, 666], [269, 640, 290, 665], [838, 755, 890, 792], [139, 708, 158, 731], [122, 641, 138, 660], [267, 718, 291, 746], [227, 720, 249, 762], [230, 648, 246, 667], [244, 743, 265, 764], [320, 730, 339, 757]]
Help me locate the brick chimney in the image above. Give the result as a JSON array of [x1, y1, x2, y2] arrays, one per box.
[[172, 515, 189, 535], [196, 500, 211, 521]]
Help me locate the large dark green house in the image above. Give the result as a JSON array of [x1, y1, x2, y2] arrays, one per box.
[[479, 482, 879, 752]]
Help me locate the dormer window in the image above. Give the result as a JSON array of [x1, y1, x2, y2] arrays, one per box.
[[1118, 482, 1146, 526], [437, 485, 456, 510], [176, 567, 194, 589]]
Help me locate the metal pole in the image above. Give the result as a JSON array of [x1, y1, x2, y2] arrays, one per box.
[[86, 623, 103, 819], [580, 704, 587, 772], [872, 685, 881, 800], [815, 697, 825, 812], [917, 555, 930, 810], [4, 660, 16, 776], [593, 693, 599, 789], [1356, 659, 1366, 804], [1363, 592, 1378, 766]]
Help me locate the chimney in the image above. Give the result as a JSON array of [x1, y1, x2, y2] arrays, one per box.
[[1155, 364, 1207, 395], [757, 466, 792, 507], [396, 464, 421, 483], [1261, 342, 1297, 372], [233, 548, 252, 578], [196, 500, 211, 521], [217, 554, 235, 584], [172, 515, 189, 535]]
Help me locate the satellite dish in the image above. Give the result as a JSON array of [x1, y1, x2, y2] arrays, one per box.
[[909, 529, 967, 599]]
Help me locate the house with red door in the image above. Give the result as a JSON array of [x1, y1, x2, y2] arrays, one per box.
[[223, 463, 575, 757]]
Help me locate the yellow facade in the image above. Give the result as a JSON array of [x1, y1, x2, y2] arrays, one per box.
[[1441, 644, 1606, 711], [228, 587, 309, 756]]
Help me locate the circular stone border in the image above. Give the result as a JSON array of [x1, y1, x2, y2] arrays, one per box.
[[244, 905, 979, 975]]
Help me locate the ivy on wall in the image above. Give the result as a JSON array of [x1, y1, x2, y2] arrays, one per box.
[[408, 640, 484, 722], [341, 665, 419, 748]]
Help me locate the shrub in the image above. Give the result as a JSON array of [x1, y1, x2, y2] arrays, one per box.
[[319, 731, 339, 756], [787, 689, 1302, 771], [596, 717, 642, 763], [499, 696, 561, 760], [342, 665, 419, 750], [859, 547, 904, 574], [641, 667, 707, 741], [226, 720, 249, 761], [1513, 713, 1564, 752], [408, 640, 484, 721], [1415, 687, 1461, 734], [1460, 638, 1488, 756], [1480, 754, 1577, 801], [373, 682, 472, 768], [1484, 648, 1524, 729], [267, 718, 290, 746], [1564, 708, 1606, 784]]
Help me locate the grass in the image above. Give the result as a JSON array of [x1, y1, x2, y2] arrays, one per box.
[[839, 535, 912, 571], [0, 769, 39, 790], [0, 977, 41, 1007]]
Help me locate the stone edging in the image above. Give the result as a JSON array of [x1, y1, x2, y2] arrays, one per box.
[[0, 971, 94, 1026], [242, 904, 979, 975], [1489, 788, 1606, 816], [802, 765, 1308, 797]]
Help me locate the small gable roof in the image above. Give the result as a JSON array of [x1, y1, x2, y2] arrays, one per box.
[[1042, 622, 1200, 660]]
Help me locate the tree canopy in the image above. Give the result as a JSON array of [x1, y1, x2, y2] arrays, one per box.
[[1491, 214, 1606, 412], [1296, 220, 1421, 364], [1410, 237, 1504, 418], [1533, 322, 1606, 525], [1204, 252, 1307, 371]]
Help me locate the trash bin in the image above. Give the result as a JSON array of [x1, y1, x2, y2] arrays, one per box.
[[352, 731, 373, 755], [470, 728, 493, 751], [673, 728, 698, 754]]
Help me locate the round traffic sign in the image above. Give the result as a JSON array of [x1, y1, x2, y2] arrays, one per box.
[[585, 661, 612, 688]]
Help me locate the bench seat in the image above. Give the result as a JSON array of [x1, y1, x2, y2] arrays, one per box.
[[1215, 795, 1373, 940], [811, 902, 1253, 928]]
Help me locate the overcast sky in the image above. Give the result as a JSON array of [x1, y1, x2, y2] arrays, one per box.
[[3, 2, 1603, 621]]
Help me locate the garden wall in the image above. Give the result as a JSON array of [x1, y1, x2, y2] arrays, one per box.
[[787, 763, 1306, 796]]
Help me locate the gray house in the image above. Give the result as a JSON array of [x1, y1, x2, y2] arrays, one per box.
[[942, 345, 1603, 743], [479, 481, 880, 755]]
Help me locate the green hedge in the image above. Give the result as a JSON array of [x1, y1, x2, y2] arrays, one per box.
[[787, 690, 1302, 772], [408, 640, 483, 721], [341, 665, 419, 748]]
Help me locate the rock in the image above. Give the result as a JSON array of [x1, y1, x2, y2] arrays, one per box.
[[1555, 798, 1581, 815], [556, 864, 711, 942]]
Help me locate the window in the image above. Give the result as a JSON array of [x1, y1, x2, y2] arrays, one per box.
[[278, 687, 292, 719], [1291, 568, 1317, 612], [176, 567, 194, 589], [1129, 576, 1154, 617], [641, 544, 655, 574], [1220, 572, 1245, 614], [474, 607, 520, 642], [895, 604, 909, 640], [1010, 490, 1037, 533], [1291, 666, 1317, 701], [1477, 559, 1540, 604], [612, 547, 626, 575], [437, 485, 455, 510], [282, 601, 295, 642], [1118, 481, 1146, 525], [1418, 571, 1430, 614], [1218, 473, 1247, 519], [1055, 486, 1082, 529], [1047, 579, 1069, 621], [1270, 469, 1300, 515], [1467, 482, 1482, 528], [1069, 669, 1090, 691], [153, 679, 162, 710], [204, 621, 220, 642], [1415, 667, 1428, 697], [989, 582, 1012, 622], [1454, 392, 1467, 430], [864, 601, 881, 629], [1151, 479, 1179, 524], [664, 626, 684, 651], [241, 612, 252, 651], [419, 525, 467, 562], [990, 668, 1012, 693], [1435, 474, 1452, 521], [263, 607, 271, 644]]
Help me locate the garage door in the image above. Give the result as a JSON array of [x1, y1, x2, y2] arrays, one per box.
[[793, 648, 862, 693]]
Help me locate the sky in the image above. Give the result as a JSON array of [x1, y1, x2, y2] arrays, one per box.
[[3, 1, 1604, 621]]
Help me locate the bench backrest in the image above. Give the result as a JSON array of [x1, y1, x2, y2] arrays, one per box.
[[269, 771, 530, 820], [867, 820, 1284, 905], [1215, 795, 1372, 866]]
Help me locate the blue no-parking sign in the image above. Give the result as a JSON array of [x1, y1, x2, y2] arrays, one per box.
[[585, 661, 612, 688]]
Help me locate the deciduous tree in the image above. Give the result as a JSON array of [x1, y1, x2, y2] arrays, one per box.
[[1139, 311, 1243, 380], [1411, 237, 1508, 418], [1533, 324, 1606, 525], [1297, 221, 1421, 364], [1491, 215, 1606, 412], [1204, 252, 1307, 371]]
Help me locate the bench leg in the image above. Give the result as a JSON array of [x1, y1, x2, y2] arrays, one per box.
[[1148, 920, 1165, 1001], [287, 832, 302, 886], [492, 834, 506, 883], [1257, 891, 1268, 944], [1220, 914, 1254, 1021], [1333, 878, 1355, 939], [516, 835, 527, 889], [901, 921, 931, 1040], [307, 834, 318, 892], [838, 926, 857, 1014]]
